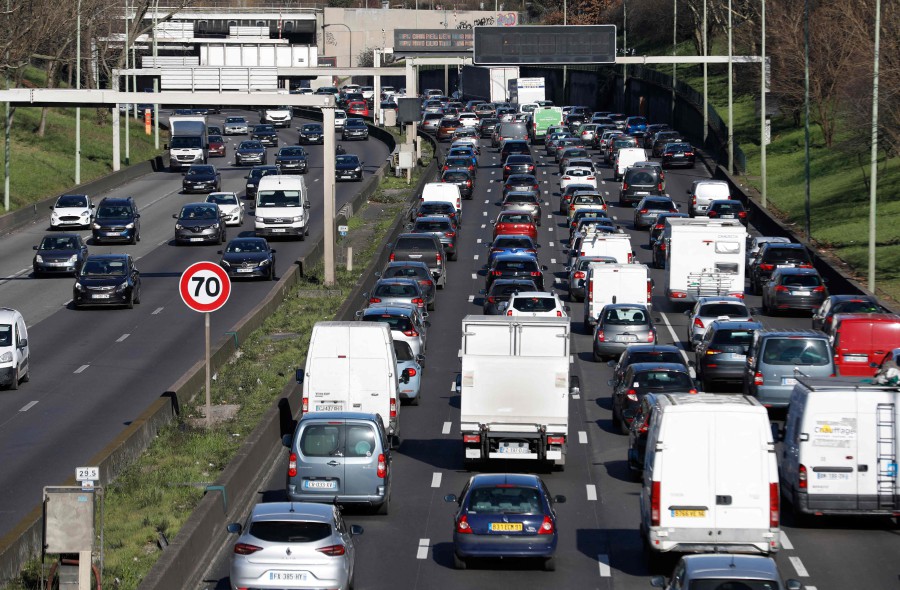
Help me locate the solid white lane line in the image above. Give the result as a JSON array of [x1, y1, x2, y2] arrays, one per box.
[[431, 473, 442, 488], [586, 485, 598, 501], [19, 401, 38, 412], [468, 295, 474, 302], [74, 365, 89, 374], [450, 381, 457, 392], [157, 239, 168, 246], [569, 354, 574, 363], [579, 431, 588, 444], [116, 333, 130, 343], [416, 539, 430, 560], [481, 224, 486, 229], [442, 421, 452, 434], [788, 557, 809, 577], [659, 312, 680, 345], [544, 201, 550, 206], [484, 199, 489, 204], [597, 554, 611, 577], [17, 267, 29, 275], [152, 307, 164, 315], [476, 238, 482, 243], [780, 531, 794, 550]]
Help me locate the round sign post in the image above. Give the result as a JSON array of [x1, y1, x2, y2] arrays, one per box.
[[180, 262, 232, 428]]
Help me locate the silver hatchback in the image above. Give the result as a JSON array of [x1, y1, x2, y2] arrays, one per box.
[[366, 278, 428, 311], [228, 501, 363, 590], [684, 296, 752, 349], [592, 304, 658, 361]]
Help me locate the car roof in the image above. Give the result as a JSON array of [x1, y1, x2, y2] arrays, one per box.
[[681, 554, 781, 580], [627, 362, 690, 373], [98, 197, 133, 204], [624, 344, 682, 354], [511, 291, 556, 298], [708, 319, 763, 331], [468, 473, 542, 488], [602, 303, 649, 310], [86, 253, 129, 261], [362, 305, 417, 317], [249, 501, 336, 521], [697, 296, 746, 305]]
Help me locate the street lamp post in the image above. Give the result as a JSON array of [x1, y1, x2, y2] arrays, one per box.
[[760, 0, 767, 208], [702, 0, 707, 144], [672, 0, 677, 121], [323, 23, 352, 68], [124, 0, 130, 166], [727, 0, 733, 174], [803, 0, 811, 239], [76, 0, 82, 185]]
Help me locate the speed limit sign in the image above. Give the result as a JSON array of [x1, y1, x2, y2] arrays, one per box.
[[179, 261, 231, 313]]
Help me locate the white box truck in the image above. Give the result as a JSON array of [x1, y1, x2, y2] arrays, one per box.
[[460, 65, 519, 103], [254, 175, 311, 239], [780, 377, 900, 518], [508, 77, 546, 108], [640, 393, 781, 558], [583, 263, 653, 330], [167, 115, 208, 171], [297, 322, 400, 438], [457, 316, 576, 469], [663, 218, 746, 304]]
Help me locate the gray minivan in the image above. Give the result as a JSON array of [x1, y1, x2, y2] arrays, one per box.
[[283, 411, 392, 514], [742, 329, 834, 409]]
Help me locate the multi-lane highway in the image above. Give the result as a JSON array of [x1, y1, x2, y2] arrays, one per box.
[[0, 112, 389, 539], [200, 128, 900, 590]]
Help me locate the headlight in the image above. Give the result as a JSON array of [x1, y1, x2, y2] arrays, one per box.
[[175, 223, 183, 230], [259, 258, 270, 266], [80, 211, 90, 217], [92, 222, 101, 230], [354, 167, 362, 172], [35, 254, 43, 263], [116, 281, 128, 292], [68, 254, 78, 263], [211, 223, 219, 229], [292, 215, 304, 222], [125, 222, 134, 229], [0, 351, 12, 363], [51, 211, 59, 219], [74, 282, 85, 291], [221, 260, 231, 267]]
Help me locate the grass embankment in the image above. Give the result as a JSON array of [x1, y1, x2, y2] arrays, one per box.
[[645, 39, 900, 302], [5, 127, 433, 589], [0, 67, 163, 211]]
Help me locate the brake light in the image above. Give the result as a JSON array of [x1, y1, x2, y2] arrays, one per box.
[[547, 435, 565, 445], [588, 176, 595, 181], [647, 280, 652, 303], [530, 271, 541, 276], [623, 183, 629, 190], [627, 253, 633, 263], [234, 543, 263, 555], [769, 482, 780, 528], [664, 152, 673, 157], [317, 544, 346, 556], [708, 211, 718, 217], [556, 310, 563, 317], [507, 309, 513, 316], [463, 434, 481, 444], [651, 481, 661, 526], [706, 349, 722, 355], [596, 330, 605, 342], [693, 317, 705, 329], [466, 180, 472, 187], [685, 151, 694, 156], [759, 263, 774, 271], [436, 253, 443, 264], [369, 297, 382, 303], [691, 195, 697, 205], [588, 279, 593, 301], [389, 253, 395, 262], [377, 453, 387, 478], [626, 389, 638, 401], [574, 271, 586, 279], [775, 285, 789, 293], [738, 211, 747, 218], [538, 516, 555, 535], [412, 297, 424, 307], [402, 328, 419, 337], [670, 291, 687, 299], [639, 208, 648, 214], [390, 399, 397, 418], [504, 165, 511, 170], [491, 270, 502, 276], [754, 371, 764, 386], [302, 397, 309, 413], [406, 368, 418, 378], [647, 330, 655, 342], [799, 465, 808, 489], [799, 264, 814, 268], [288, 453, 297, 477], [563, 176, 571, 181], [446, 232, 456, 237], [658, 183, 663, 191], [456, 515, 472, 534]]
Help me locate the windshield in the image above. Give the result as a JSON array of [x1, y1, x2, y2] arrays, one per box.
[[40, 236, 79, 250], [690, 580, 780, 590], [225, 118, 245, 124], [415, 221, 452, 232], [180, 206, 217, 219], [257, 190, 302, 208], [279, 148, 305, 156], [495, 237, 533, 248], [467, 486, 542, 514], [603, 308, 649, 325], [249, 168, 276, 180], [499, 214, 533, 224], [301, 125, 322, 132], [57, 195, 87, 208], [187, 166, 214, 176], [96, 205, 132, 218], [239, 142, 263, 150], [225, 240, 265, 253], [170, 136, 201, 149], [496, 259, 538, 271], [336, 155, 359, 166], [81, 259, 127, 277], [0, 324, 10, 346], [699, 303, 748, 317]]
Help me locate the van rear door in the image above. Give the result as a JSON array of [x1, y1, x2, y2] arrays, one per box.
[[342, 419, 383, 496], [658, 414, 716, 532], [296, 419, 346, 498], [804, 406, 859, 510], [713, 411, 771, 530]]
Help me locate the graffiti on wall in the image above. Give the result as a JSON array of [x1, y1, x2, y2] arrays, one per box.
[[455, 12, 517, 29]]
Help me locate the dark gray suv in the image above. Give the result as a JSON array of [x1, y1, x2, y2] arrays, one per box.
[[389, 233, 446, 288], [408, 216, 458, 261], [619, 166, 663, 207], [694, 320, 763, 390]]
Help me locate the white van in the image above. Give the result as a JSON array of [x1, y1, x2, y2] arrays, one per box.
[[583, 263, 652, 330], [688, 180, 731, 217], [421, 182, 462, 219], [615, 147, 648, 181], [578, 232, 633, 264], [640, 393, 781, 558], [298, 322, 400, 439], [0, 308, 29, 390], [254, 175, 310, 239], [780, 377, 900, 518]]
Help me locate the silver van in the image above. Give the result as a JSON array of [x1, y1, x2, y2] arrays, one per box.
[[283, 412, 392, 514], [742, 329, 834, 409]]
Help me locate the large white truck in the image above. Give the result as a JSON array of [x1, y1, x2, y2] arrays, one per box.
[[167, 115, 208, 171], [457, 316, 577, 470], [507, 77, 546, 107], [459, 65, 519, 103], [583, 263, 653, 330], [663, 218, 747, 304]]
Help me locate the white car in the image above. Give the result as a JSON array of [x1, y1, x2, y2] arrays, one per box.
[[50, 194, 93, 229], [560, 167, 598, 192], [205, 191, 244, 226], [334, 109, 347, 130], [458, 112, 479, 128], [223, 116, 248, 135], [504, 291, 568, 318]]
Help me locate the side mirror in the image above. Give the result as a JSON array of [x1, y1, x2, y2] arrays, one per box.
[[564, 306, 571, 313], [33, 245, 38, 250], [226, 523, 242, 535], [295, 369, 304, 384], [683, 309, 691, 316], [18, 338, 27, 349], [454, 374, 462, 393], [49, 205, 54, 210], [304, 202, 311, 209], [270, 249, 277, 254], [405, 224, 413, 231], [172, 214, 178, 219], [444, 493, 458, 503], [650, 576, 667, 588], [416, 354, 426, 363], [350, 524, 364, 536], [400, 368, 411, 384], [554, 495, 567, 504], [135, 213, 141, 218], [282, 434, 293, 448]]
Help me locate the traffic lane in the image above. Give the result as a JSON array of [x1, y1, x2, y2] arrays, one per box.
[[0, 116, 390, 538]]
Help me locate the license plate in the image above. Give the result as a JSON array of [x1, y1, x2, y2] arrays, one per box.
[[303, 480, 337, 490], [674, 153, 684, 158], [316, 404, 343, 411], [48, 262, 68, 267], [721, 214, 735, 218], [782, 377, 797, 386], [777, 264, 793, 268], [268, 571, 309, 581], [636, 191, 649, 195], [816, 472, 850, 480], [489, 522, 523, 532], [92, 293, 110, 299], [499, 444, 530, 454], [793, 290, 810, 296], [843, 355, 868, 363], [271, 228, 286, 233], [616, 334, 638, 342], [672, 509, 706, 517], [190, 237, 204, 242], [236, 268, 254, 273]]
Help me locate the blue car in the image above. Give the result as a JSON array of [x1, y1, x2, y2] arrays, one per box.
[[446, 146, 478, 168], [445, 473, 566, 571], [624, 115, 648, 135], [486, 234, 538, 266], [394, 340, 424, 405]]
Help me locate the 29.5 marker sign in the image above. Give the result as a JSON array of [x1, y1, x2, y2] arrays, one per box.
[[179, 261, 232, 313]]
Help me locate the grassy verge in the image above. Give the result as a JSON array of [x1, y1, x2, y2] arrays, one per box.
[[644, 40, 900, 303], [4, 154, 429, 590]]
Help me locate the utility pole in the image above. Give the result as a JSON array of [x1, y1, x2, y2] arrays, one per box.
[[672, 0, 677, 121], [760, 0, 767, 208], [868, 0, 881, 291], [4, 0, 10, 211], [702, 0, 707, 144], [803, 0, 811, 240], [75, 0, 82, 185], [124, 0, 130, 166], [727, 0, 733, 174]]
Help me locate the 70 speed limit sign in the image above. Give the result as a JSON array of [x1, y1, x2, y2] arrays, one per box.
[[179, 261, 232, 313]]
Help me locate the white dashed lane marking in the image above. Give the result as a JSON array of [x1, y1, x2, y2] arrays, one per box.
[[598, 554, 611, 577], [416, 539, 430, 560], [450, 381, 457, 392], [442, 421, 452, 434], [549, 241, 554, 247], [586, 485, 598, 501], [19, 401, 38, 412], [471, 273, 477, 280], [74, 365, 89, 374], [781, 531, 793, 550], [476, 238, 482, 243], [550, 259, 557, 264], [152, 307, 164, 315], [116, 333, 130, 343], [431, 473, 442, 488], [579, 431, 587, 444], [473, 254, 479, 260], [789, 557, 809, 577], [481, 224, 486, 229]]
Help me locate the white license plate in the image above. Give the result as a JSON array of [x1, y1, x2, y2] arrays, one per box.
[[499, 444, 530, 454], [190, 237, 204, 242], [777, 264, 793, 268], [92, 293, 110, 299], [816, 472, 850, 480], [616, 334, 639, 342], [236, 268, 254, 273], [316, 404, 343, 411], [271, 228, 286, 233], [721, 214, 735, 218], [303, 480, 337, 489], [782, 377, 797, 386], [843, 355, 869, 363], [268, 571, 309, 582], [793, 290, 811, 296], [636, 191, 649, 195], [674, 153, 684, 158], [48, 262, 69, 267]]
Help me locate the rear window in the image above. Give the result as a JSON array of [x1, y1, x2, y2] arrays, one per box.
[[374, 283, 417, 297], [629, 352, 684, 365], [443, 171, 469, 182], [562, 149, 589, 159], [300, 423, 378, 458], [780, 274, 822, 287], [644, 200, 675, 211], [635, 371, 693, 389], [496, 259, 538, 271], [385, 267, 427, 279], [695, 183, 730, 199], [491, 283, 531, 297], [495, 237, 532, 248], [362, 314, 413, 332], [625, 171, 657, 184], [505, 194, 538, 204], [499, 123, 528, 136], [445, 158, 471, 167], [395, 237, 436, 250], [711, 201, 745, 213], [603, 308, 649, 325], [762, 338, 830, 365], [698, 303, 748, 317], [763, 247, 810, 264], [415, 221, 452, 231], [499, 214, 533, 224], [393, 340, 415, 361], [711, 329, 756, 347], [690, 580, 779, 590], [511, 296, 557, 312], [248, 521, 332, 543], [467, 486, 542, 514]]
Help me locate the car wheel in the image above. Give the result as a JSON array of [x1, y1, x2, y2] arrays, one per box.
[[428, 300, 435, 311], [134, 286, 141, 305], [543, 557, 556, 572], [129, 231, 137, 245], [411, 395, 420, 406], [453, 553, 467, 570], [127, 293, 134, 310], [9, 368, 18, 390], [136, 230, 141, 243], [21, 366, 29, 383]]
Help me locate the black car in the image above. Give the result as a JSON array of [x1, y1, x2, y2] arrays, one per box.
[[750, 243, 813, 295], [486, 254, 545, 291], [274, 146, 309, 174], [762, 267, 828, 315], [181, 164, 221, 194], [502, 154, 536, 180], [651, 234, 667, 269], [234, 140, 268, 167], [482, 278, 538, 315], [173, 202, 227, 245], [660, 142, 696, 168], [478, 117, 499, 138], [250, 124, 278, 147], [499, 139, 530, 162], [642, 124, 671, 148], [335, 154, 363, 182], [33, 234, 88, 276], [342, 118, 369, 141], [297, 123, 324, 144], [651, 131, 683, 157], [707, 199, 748, 226], [620, 167, 664, 207], [627, 392, 661, 477], [811, 294, 887, 334], [72, 254, 141, 309], [611, 363, 696, 434], [244, 165, 279, 200], [219, 237, 276, 281], [91, 197, 140, 244], [440, 169, 474, 200], [694, 320, 763, 390], [607, 344, 691, 390]]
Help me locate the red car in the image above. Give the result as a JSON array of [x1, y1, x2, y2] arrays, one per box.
[[346, 100, 369, 117], [493, 210, 538, 242], [207, 135, 226, 157]]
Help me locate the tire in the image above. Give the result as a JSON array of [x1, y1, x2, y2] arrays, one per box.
[[449, 251, 458, 261], [127, 293, 134, 310], [133, 286, 141, 305], [129, 232, 137, 245], [612, 408, 622, 430], [411, 395, 420, 406], [21, 366, 29, 383], [9, 368, 18, 390], [427, 300, 435, 311], [619, 414, 630, 435], [453, 553, 468, 570], [543, 557, 556, 572]]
